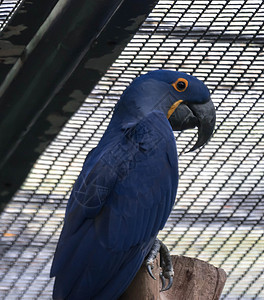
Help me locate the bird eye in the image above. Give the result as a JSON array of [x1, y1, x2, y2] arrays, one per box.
[[177, 81, 186, 90], [172, 78, 188, 92]]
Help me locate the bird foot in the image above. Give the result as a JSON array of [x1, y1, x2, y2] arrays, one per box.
[[144, 238, 174, 292]]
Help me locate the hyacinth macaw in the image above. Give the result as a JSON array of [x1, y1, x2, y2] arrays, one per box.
[[50, 70, 216, 299]]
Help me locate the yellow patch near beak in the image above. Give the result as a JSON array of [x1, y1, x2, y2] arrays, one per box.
[[167, 100, 183, 119]]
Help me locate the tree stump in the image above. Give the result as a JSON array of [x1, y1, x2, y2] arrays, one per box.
[[119, 255, 227, 300]]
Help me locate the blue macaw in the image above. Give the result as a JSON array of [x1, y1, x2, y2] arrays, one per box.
[[50, 70, 216, 299]]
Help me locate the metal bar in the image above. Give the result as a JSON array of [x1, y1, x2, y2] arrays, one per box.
[[0, 0, 59, 83]]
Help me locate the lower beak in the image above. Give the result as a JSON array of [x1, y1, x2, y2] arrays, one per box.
[[168, 99, 216, 151]]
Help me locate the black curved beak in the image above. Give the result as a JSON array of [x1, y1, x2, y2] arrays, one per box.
[[169, 99, 216, 151]]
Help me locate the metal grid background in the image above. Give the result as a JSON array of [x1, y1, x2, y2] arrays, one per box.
[[1, 0, 264, 299], [0, 0, 23, 31]]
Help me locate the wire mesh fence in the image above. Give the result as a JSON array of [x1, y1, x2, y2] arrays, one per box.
[[0, 0, 264, 299], [0, 0, 23, 31]]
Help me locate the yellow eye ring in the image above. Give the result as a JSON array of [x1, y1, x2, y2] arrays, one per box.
[[172, 78, 188, 92]]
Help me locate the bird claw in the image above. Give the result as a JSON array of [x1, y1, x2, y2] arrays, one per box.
[[159, 240, 174, 292], [147, 262, 156, 280], [160, 272, 173, 292], [145, 238, 174, 292], [145, 238, 160, 280], [160, 273, 166, 290], [166, 275, 173, 291]]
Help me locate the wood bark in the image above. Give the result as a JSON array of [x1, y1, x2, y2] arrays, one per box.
[[119, 255, 227, 300]]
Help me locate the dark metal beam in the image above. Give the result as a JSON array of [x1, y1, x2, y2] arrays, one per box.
[[0, 0, 158, 211], [0, 0, 59, 83]]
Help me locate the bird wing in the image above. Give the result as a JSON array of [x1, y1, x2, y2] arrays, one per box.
[[94, 112, 178, 252], [50, 150, 118, 276], [51, 111, 178, 299]]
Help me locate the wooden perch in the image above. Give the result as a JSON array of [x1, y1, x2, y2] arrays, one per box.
[[119, 255, 227, 300]]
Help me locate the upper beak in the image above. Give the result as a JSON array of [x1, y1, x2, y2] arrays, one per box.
[[168, 99, 216, 151]]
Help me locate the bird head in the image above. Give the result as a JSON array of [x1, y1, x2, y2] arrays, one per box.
[[115, 70, 216, 151]]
